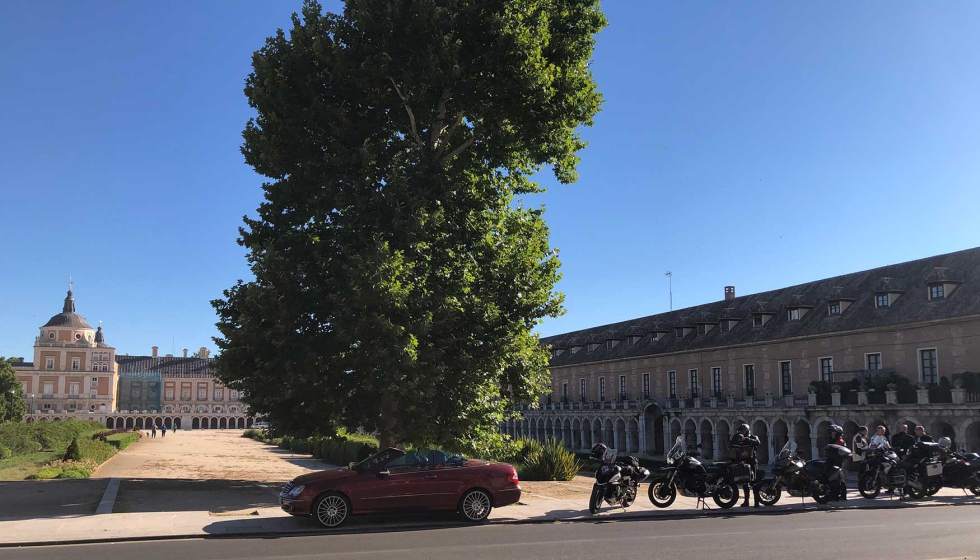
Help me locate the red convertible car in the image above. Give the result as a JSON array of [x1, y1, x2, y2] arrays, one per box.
[[280, 448, 521, 527]]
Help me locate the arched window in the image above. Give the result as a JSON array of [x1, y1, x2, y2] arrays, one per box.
[[92, 363, 99, 371], [101, 364, 109, 372]]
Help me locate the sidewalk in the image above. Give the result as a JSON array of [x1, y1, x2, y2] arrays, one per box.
[[2, 486, 977, 547]]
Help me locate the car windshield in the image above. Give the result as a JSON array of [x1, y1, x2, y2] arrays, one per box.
[[352, 449, 402, 472]]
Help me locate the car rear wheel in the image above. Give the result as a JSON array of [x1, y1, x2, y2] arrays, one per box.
[[459, 489, 492, 522], [312, 492, 350, 528]]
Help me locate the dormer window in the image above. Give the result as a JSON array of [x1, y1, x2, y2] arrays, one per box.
[[828, 302, 841, 315], [606, 339, 620, 350], [720, 321, 730, 332], [788, 308, 801, 321], [553, 348, 566, 358], [628, 335, 643, 346], [570, 345, 582, 355], [752, 315, 764, 327], [876, 294, 889, 308], [929, 285, 944, 300], [675, 327, 684, 338], [587, 343, 600, 353]]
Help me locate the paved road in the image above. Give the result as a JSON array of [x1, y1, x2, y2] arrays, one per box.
[[5, 505, 979, 559]]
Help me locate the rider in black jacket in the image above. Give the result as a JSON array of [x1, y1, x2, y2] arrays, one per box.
[[730, 424, 761, 507], [891, 424, 916, 459]]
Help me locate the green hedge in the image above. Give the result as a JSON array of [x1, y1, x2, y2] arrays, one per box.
[[279, 436, 293, 450], [0, 420, 104, 456], [290, 438, 309, 454], [106, 433, 140, 450], [316, 433, 379, 465]]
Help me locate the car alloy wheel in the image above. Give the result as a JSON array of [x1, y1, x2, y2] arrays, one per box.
[[461, 489, 492, 522], [314, 493, 349, 528]]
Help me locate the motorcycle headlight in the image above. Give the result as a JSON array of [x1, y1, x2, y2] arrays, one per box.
[[667, 456, 674, 465], [286, 484, 305, 498]]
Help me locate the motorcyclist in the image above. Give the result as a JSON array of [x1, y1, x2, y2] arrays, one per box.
[[891, 424, 916, 459], [830, 424, 847, 501], [591, 443, 610, 463], [914, 426, 934, 444], [730, 423, 761, 507]]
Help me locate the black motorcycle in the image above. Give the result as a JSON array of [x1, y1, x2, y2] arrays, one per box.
[[757, 441, 851, 505], [648, 436, 741, 509], [935, 447, 980, 496], [902, 441, 943, 499], [589, 452, 650, 514], [857, 446, 908, 499]]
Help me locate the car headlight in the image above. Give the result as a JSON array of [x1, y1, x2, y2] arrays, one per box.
[[286, 485, 305, 498]]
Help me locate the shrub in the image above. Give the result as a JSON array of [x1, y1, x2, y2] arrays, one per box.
[[519, 438, 580, 482], [27, 467, 63, 480], [106, 433, 140, 450], [242, 429, 261, 439], [311, 435, 324, 458], [75, 437, 117, 464], [0, 445, 11, 460], [57, 465, 92, 479], [63, 437, 82, 462], [506, 436, 542, 465], [290, 438, 309, 454], [279, 436, 292, 450]]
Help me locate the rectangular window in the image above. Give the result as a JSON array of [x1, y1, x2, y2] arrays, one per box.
[[689, 369, 699, 398], [744, 365, 755, 397], [820, 357, 834, 382], [828, 302, 841, 315], [752, 316, 763, 327], [580, 378, 586, 401], [68, 383, 79, 396], [71, 358, 80, 371], [780, 361, 792, 395], [711, 367, 722, 397], [599, 377, 606, 402], [619, 375, 627, 399], [45, 358, 54, 370], [198, 390, 207, 400], [92, 363, 99, 371], [101, 364, 109, 372], [720, 321, 730, 332], [165, 389, 175, 400], [181, 389, 191, 400], [43, 382, 54, 395], [920, 349, 938, 384], [675, 327, 684, 338], [866, 353, 882, 370], [90, 390, 97, 399], [876, 294, 889, 308], [91, 377, 98, 384], [668, 371, 677, 399], [214, 390, 224, 401], [130, 384, 142, 399], [561, 382, 568, 401], [230, 390, 239, 401], [930, 285, 944, 300], [642, 373, 650, 399], [788, 308, 800, 321]]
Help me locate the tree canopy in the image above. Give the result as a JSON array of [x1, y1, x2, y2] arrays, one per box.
[[213, 0, 606, 455], [1, 357, 28, 423]]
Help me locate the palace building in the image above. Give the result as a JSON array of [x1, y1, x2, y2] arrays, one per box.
[[506, 247, 980, 460], [11, 287, 253, 430]]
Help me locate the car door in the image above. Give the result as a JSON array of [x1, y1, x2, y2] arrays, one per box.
[[421, 450, 469, 508], [354, 451, 437, 511]]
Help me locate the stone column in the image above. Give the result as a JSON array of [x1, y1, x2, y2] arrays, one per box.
[[808, 392, 817, 406], [613, 426, 621, 452], [626, 430, 633, 454], [916, 388, 930, 405], [638, 418, 646, 455], [663, 417, 672, 459], [858, 391, 869, 406], [952, 388, 966, 404], [832, 392, 841, 406], [886, 390, 898, 405], [713, 433, 722, 460], [768, 435, 776, 463]]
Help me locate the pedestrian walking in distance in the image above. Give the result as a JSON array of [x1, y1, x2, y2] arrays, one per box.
[[151, 424, 156, 438], [161, 424, 167, 438]]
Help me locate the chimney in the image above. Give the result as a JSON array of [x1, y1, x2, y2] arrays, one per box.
[[151, 346, 159, 358], [199, 346, 208, 359], [724, 286, 735, 301], [183, 348, 188, 358]]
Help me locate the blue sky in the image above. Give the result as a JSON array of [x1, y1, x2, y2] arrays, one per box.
[[1, 1, 979, 357]]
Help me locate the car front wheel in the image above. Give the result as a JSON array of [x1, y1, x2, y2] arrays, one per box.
[[459, 489, 493, 522], [312, 492, 350, 528]]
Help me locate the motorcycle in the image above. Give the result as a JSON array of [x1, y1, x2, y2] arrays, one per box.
[[647, 436, 742, 509], [589, 449, 650, 514], [934, 447, 980, 496], [757, 441, 851, 505], [856, 446, 908, 499], [902, 441, 943, 499]]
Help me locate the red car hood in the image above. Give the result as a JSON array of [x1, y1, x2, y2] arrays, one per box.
[[292, 467, 358, 485]]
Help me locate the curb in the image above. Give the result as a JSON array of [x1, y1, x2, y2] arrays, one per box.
[[0, 498, 973, 549]]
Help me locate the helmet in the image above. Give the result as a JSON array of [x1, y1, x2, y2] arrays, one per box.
[[737, 423, 750, 435], [938, 437, 951, 450], [830, 424, 844, 439], [590, 443, 608, 461]]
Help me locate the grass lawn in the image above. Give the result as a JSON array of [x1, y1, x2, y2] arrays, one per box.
[[0, 451, 59, 481]]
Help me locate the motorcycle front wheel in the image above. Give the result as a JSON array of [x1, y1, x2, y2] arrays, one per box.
[[926, 477, 942, 496], [969, 474, 980, 496], [757, 479, 781, 506], [858, 472, 880, 499], [904, 483, 923, 500], [621, 483, 637, 508], [811, 483, 833, 504], [589, 484, 603, 515], [648, 481, 676, 508], [712, 481, 740, 509]]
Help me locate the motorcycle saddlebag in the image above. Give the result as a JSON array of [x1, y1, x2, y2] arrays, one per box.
[[729, 463, 753, 483]]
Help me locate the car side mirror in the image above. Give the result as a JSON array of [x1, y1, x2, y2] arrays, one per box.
[[376, 469, 390, 479]]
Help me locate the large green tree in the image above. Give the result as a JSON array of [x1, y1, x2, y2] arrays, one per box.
[[1, 357, 28, 423], [213, 0, 605, 455]]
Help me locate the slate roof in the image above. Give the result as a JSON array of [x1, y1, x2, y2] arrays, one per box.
[[115, 355, 215, 377], [543, 246, 980, 367]]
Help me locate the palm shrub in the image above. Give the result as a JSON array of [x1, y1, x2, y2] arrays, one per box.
[[507, 436, 542, 465], [520, 438, 580, 482]]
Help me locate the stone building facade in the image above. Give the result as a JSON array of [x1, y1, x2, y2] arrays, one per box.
[[506, 247, 980, 459], [12, 287, 252, 430]]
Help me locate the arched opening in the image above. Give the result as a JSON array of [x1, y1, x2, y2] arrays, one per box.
[[627, 419, 639, 454], [642, 404, 665, 456], [602, 418, 615, 449], [615, 418, 627, 452], [965, 421, 980, 453], [700, 419, 714, 459], [246, 417, 253, 428], [592, 419, 603, 447], [794, 420, 812, 460], [545, 418, 554, 442], [752, 419, 769, 464], [239, 418, 246, 429], [219, 417, 228, 429], [930, 420, 956, 448], [174, 417, 181, 429], [155, 417, 163, 428], [842, 420, 860, 450], [895, 418, 920, 437], [192, 417, 200, 429], [52, 417, 62, 422], [164, 417, 173, 429], [772, 419, 789, 459], [125, 417, 134, 429], [716, 419, 731, 460], [210, 417, 217, 429], [537, 418, 546, 441], [106, 418, 115, 429], [814, 419, 833, 457], [135, 417, 144, 429], [684, 418, 697, 451], [669, 419, 682, 452], [563, 419, 573, 448], [572, 418, 582, 450]]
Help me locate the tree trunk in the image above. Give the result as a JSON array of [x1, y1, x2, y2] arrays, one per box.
[[379, 392, 397, 449]]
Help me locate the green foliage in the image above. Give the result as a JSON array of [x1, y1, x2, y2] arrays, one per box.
[[503, 436, 543, 465], [211, 0, 606, 451], [519, 438, 580, 481], [290, 438, 309, 454], [27, 467, 63, 480], [0, 445, 11, 460], [63, 437, 82, 462], [242, 429, 261, 439], [311, 435, 324, 458], [0, 358, 28, 423], [75, 437, 116, 464], [57, 465, 92, 479], [317, 432, 380, 465], [929, 376, 953, 403], [279, 436, 293, 450], [106, 433, 140, 450]]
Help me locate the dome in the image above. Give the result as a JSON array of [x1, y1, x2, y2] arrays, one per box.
[[41, 289, 93, 329]]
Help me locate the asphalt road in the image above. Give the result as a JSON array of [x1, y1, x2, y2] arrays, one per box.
[[6, 506, 980, 560]]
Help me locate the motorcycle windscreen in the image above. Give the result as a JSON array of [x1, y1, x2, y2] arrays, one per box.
[[778, 440, 797, 459], [666, 436, 684, 465], [603, 448, 618, 463]]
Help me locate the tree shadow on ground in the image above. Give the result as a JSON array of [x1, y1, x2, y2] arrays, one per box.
[[114, 478, 285, 513], [0, 479, 109, 519]]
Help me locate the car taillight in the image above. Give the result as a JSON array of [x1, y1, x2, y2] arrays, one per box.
[[508, 468, 519, 484]]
